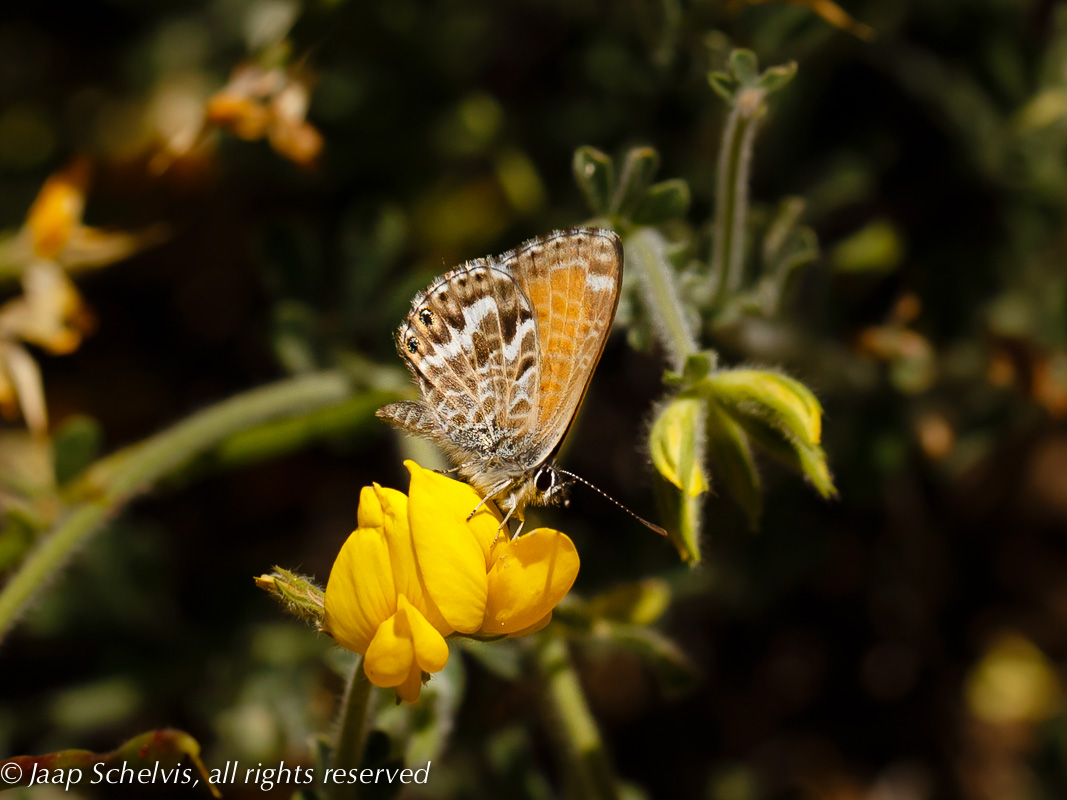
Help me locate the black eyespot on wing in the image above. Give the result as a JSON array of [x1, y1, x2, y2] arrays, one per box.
[[406, 336, 419, 353], [419, 309, 434, 326]]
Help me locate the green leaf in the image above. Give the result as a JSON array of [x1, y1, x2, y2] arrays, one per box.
[[681, 351, 718, 385], [610, 146, 660, 218], [653, 474, 702, 564], [649, 397, 709, 497], [631, 178, 691, 225], [52, 415, 103, 486], [830, 219, 905, 273], [706, 402, 762, 530], [586, 579, 671, 626], [729, 409, 836, 499], [729, 49, 760, 84], [707, 71, 738, 102], [696, 369, 835, 499], [572, 146, 615, 216], [595, 622, 701, 697], [457, 637, 523, 681], [756, 61, 798, 94], [697, 369, 824, 448]]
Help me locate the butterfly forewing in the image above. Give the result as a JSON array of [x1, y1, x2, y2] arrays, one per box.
[[503, 229, 623, 462]]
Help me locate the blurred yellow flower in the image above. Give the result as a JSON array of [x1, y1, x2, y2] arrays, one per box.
[[0, 341, 46, 434], [205, 63, 323, 167], [4, 159, 165, 276], [0, 160, 164, 432], [323, 461, 579, 702], [0, 261, 94, 355]]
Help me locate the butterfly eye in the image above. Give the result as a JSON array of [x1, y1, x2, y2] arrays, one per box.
[[419, 309, 434, 326], [534, 467, 555, 493], [406, 336, 419, 353]]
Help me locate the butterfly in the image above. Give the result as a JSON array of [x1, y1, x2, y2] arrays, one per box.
[[377, 228, 625, 532]]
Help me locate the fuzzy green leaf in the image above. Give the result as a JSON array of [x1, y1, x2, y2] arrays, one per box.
[[631, 178, 691, 225], [708, 71, 738, 102], [729, 49, 760, 84], [649, 397, 709, 498], [831, 219, 905, 273], [682, 351, 718, 385], [697, 369, 824, 448], [611, 146, 660, 218], [586, 579, 672, 626], [654, 474, 702, 564], [757, 61, 798, 94], [706, 401, 762, 529], [729, 408, 836, 499], [572, 146, 615, 216]]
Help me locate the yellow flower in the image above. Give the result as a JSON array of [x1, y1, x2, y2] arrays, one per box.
[[5, 159, 166, 276], [323, 461, 580, 702], [205, 63, 324, 167]]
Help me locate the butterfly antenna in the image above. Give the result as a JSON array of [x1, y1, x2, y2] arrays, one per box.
[[556, 469, 668, 537]]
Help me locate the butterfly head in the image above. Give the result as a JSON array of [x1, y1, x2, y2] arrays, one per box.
[[532, 463, 568, 505]]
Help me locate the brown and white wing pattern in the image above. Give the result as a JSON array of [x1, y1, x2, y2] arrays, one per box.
[[377, 261, 541, 462]]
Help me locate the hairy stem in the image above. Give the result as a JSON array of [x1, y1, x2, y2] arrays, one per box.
[[534, 633, 621, 800], [710, 87, 766, 304], [625, 227, 698, 371], [326, 655, 376, 800], [0, 370, 374, 644]]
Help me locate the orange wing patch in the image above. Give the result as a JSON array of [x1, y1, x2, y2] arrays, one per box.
[[505, 229, 622, 452]]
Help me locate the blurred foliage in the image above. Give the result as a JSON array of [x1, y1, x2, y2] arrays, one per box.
[[1, 0, 1067, 799]]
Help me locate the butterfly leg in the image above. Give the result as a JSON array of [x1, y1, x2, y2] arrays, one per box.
[[465, 477, 513, 521], [493, 505, 518, 544], [435, 464, 469, 476]]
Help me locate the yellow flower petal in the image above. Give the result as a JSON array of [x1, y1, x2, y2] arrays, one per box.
[[399, 595, 449, 673], [483, 528, 580, 635], [323, 523, 397, 654], [27, 159, 89, 260], [380, 484, 451, 635], [357, 484, 385, 529], [506, 611, 553, 638], [364, 608, 414, 688], [405, 461, 490, 633], [405, 460, 502, 565]]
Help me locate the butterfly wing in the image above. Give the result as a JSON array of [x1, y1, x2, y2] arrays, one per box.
[[501, 228, 623, 465], [377, 261, 541, 462]]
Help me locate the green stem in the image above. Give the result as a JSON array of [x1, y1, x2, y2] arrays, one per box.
[[534, 632, 620, 800], [327, 655, 376, 800], [0, 370, 366, 644], [710, 88, 766, 304], [625, 227, 698, 371]]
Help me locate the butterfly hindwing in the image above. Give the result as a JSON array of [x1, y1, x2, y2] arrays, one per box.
[[384, 263, 541, 459]]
